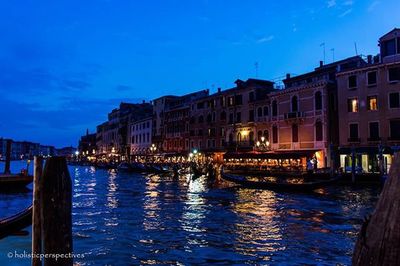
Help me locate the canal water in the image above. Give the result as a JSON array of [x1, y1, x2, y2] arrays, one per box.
[[0, 161, 380, 265]]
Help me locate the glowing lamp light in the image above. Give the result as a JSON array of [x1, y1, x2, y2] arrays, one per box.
[[266, 141, 270, 146], [256, 141, 260, 147], [193, 149, 198, 154], [261, 136, 265, 142], [189, 153, 194, 158], [75, 151, 79, 156]]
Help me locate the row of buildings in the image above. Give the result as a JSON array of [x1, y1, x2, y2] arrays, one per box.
[[79, 29, 400, 173], [0, 138, 76, 160]]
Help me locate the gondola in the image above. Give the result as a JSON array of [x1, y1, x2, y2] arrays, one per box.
[[221, 169, 341, 191], [0, 205, 33, 239], [0, 174, 33, 190], [146, 164, 171, 174], [117, 162, 133, 172]]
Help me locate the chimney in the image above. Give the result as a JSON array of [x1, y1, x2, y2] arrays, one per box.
[[286, 73, 291, 80], [217, 87, 221, 93], [367, 55, 372, 64], [319, 61, 324, 67], [373, 55, 380, 64]]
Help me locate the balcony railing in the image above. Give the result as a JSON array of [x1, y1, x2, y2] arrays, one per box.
[[367, 137, 381, 142], [284, 112, 305, 120], [348, 137, 361, 143]]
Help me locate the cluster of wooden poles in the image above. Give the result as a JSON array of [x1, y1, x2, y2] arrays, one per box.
[[32, 156, 72, 266]]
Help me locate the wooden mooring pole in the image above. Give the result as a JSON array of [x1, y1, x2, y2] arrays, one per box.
[[32, 157, 43, 266], [4, 139, 12, 174], [39, 157, 73, 266], [352, 153, 400, 265]]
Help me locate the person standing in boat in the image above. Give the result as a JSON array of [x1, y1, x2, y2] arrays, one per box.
[[307, 159, 313, 174], [313, 156, 318, 171]]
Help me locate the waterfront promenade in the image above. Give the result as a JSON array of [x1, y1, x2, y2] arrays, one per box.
[[0, 161, 379, 265]]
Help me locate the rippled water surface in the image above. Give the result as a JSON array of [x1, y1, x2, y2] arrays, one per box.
[[0, 161, 380, 265]]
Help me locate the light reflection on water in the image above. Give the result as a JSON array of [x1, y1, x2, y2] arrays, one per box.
[[0, 162, 379, 265]]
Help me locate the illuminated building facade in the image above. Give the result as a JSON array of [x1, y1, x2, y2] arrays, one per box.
[[162, 90, 209, 153], [128, 116, 153, 155], [189, 79, 276, 153], [337, 28, 400, 173], [95, 102, 152, 158]]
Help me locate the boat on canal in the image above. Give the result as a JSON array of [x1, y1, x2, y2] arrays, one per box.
[[0, 174, 33, 190], [0, 205, 32, 239], [221, 168, 341, 191], [117, 162, 171, 174]]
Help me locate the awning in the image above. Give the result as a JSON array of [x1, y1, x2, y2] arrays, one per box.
[[223, 150, 318, 160], [338, 146, 397, 155]]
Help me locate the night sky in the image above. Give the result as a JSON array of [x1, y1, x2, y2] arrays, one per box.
[[0, 0, 399, 147]]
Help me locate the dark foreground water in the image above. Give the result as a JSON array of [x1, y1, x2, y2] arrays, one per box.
[[0, 161, 380, 265]]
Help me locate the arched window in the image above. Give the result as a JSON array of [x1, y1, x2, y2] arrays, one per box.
[[257, 107, 263, 117], [291, 96, 298, 112], [316, 120, 323, 141], [237, 132, 242, 142], [272, 125, 278, 143], [272, 100, 278, 116], [263, 130, 269, 141], [220, 111, 226, 120], [292, 124, 298, 142], [315, 91, 322, 110], [249, 131, 254, 143], [198, 115, 204, 123], [258, 130, 263, 140], [263, 106, 269, 116]]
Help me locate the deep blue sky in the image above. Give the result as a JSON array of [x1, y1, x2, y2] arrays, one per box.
[[0, 0, 399, 147]]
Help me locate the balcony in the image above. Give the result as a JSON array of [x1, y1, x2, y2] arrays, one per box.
[[367, 137, 381, 142], [256, 117, 270, 123], [283, 112, 305, 121], [348, 137, 361, 143]]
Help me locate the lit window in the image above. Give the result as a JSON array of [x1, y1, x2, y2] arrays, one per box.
[[228, 97, 234, 106], [347, 98, 358, 112], [367, 96, 378, 111]]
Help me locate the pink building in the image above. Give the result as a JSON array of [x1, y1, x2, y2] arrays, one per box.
[[337, 29, 400, 174]]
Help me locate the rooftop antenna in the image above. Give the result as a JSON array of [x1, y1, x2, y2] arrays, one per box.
[[354, 42, 358, 55], [254, 62, 259, 77], [320, 42, 326, 64], [330, 48, 335, 62]]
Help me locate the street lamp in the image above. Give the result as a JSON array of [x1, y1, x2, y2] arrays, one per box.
[[255, 137, 270, 152], [150, 144, 157, 154]]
